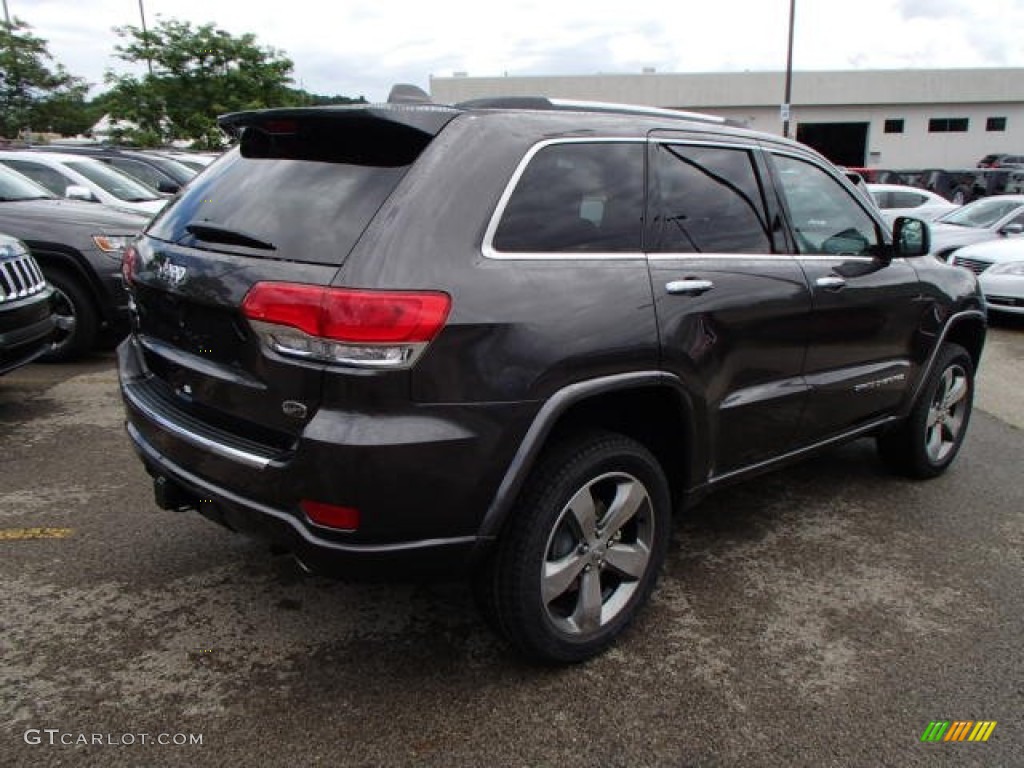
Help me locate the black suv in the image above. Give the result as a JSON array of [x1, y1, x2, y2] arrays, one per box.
[[0, 233, 55, 374], [118, 98, 986, 662]]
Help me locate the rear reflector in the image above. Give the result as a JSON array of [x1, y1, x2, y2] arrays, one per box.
[[301, 500, 360, 531], [241, 282, 451, 369]]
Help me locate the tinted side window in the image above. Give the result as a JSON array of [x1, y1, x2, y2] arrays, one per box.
[[108, 158, 165, 189], [652, 144, 772, 253], [773, 154, 882, 256], [1, 160, 68, 195], [493, 143, 644, 253]]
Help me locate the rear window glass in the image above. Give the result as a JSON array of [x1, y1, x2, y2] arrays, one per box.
[[492, 143, 644, 253], [888, 190, 926, 208], [147, 117, 431, 265]]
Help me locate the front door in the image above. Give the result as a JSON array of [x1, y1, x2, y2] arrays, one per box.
[[768, 151, 922, 445]]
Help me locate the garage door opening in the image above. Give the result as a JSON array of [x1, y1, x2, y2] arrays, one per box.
[[796, 122, 868, 166]]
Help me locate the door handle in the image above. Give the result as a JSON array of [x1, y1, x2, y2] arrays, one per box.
[[816, 276, 846, 290], [666, 279, 714, 296]]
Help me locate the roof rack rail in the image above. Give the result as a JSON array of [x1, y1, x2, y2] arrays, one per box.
[[454, 96, 725, 124]]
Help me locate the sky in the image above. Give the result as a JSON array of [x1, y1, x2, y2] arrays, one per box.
[[10, 0, 1024, 102]]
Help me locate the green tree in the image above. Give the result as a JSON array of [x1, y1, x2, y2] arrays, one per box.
[[105, 18, 302, 148], [0, 17, 90, 138]]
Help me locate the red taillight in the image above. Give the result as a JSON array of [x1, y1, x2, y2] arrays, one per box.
[[241, 282, 451, 368], [301, 500, 360, 531], [121, 245, 138, 286], [242, 282, 450, 343]]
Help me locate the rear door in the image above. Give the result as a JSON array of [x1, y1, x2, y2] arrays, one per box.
[[766, 150, 922, 444], [128, 107, 457, 443], [646, 135, 812, 477]]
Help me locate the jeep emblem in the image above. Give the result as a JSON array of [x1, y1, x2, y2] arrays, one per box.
[[156, 261, 188, 287]]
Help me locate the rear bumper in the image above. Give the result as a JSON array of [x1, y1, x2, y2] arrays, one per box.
[[126, 422, 480, 578], [117, 336, 535, 579]]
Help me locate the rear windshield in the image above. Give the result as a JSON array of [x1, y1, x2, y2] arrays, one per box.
[[146, 117, 431, 265]]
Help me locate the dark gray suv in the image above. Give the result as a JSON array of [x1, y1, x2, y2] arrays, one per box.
[[118, 97, 985, 662]]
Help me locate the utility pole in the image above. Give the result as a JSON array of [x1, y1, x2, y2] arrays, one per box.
[[782, 0, 796, 138], [138, 0, 153, 76]]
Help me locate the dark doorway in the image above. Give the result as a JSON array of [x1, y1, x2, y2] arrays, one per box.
[[796, 122, 868, 166]]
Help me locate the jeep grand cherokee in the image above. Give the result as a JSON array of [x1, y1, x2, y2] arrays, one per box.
[[118, 96, 986, 663]]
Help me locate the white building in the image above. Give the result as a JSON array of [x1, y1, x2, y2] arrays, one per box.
[[430, 69, 1024, 169]]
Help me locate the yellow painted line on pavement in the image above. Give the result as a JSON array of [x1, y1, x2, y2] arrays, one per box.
[[0, 527, 73, 541]]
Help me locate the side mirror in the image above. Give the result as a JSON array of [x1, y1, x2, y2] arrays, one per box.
[[1000, 222, 1024, 235], [156, 179, 180, 194], [64, 185, 95, 202], [893, 216, 929, 257]]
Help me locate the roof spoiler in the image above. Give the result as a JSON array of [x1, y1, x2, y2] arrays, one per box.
[[218, 104, 459, 141]]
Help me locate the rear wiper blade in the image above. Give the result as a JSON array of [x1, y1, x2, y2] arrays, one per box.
[[185, 222, 276, 250]]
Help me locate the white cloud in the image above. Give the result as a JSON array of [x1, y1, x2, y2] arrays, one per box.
[[12, 0, 1024, 101]]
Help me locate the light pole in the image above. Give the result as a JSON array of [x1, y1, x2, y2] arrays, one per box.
[[138, 0, 153, 76], [782, 0, 796, 138]]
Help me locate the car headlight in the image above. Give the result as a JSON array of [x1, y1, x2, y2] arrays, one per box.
[[986, 261, 1024, 276], [0, 239, 28, 260], [92, 235, 134, 258]]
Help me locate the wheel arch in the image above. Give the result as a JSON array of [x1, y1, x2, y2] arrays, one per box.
[[476, 372, 702, 543], [905, 309, 986, 415], [26, 244, 108, 323]]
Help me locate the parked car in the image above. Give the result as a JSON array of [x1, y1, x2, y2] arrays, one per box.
[[118, 95, 985, 663], [950, 238, 1024, 315], [0, 150, 166, 216], [867, 183, 959, 224], [149, 150, 218, 172], [978, 153, 1024, 169], [33, 145, 196, 194], [0, 164, 148, 360], [928, 195, 1024, 260], [0, 233, 56, 375]]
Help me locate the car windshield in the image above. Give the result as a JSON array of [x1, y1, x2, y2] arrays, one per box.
[[0, 166, 56, 201], [64, 159, 162, 202], [938, 198, 1024, 228]]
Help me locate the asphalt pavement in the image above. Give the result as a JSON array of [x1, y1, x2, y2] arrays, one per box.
[[1, 323, 1021, 767]]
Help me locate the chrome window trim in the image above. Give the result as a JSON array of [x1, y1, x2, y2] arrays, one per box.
[[648, 253, 875, 262], [482, 137, 648, 262]]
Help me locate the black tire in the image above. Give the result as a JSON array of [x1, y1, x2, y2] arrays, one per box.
[[481, 430, 671, 663], [40, 269, 98, 362], [877, 343, 974, 479]]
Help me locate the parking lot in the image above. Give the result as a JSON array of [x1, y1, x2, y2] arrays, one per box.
[[2, 323, 1022, 767]]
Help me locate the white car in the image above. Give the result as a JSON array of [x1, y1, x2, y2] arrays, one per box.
[[928, 195, 1024, 260], [950, 238, 1024, 315], [867, 183, 959, 225], [0, 151, 165, 216]]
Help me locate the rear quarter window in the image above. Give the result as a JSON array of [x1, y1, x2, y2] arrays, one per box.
[[492, 142, 645, 253]]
